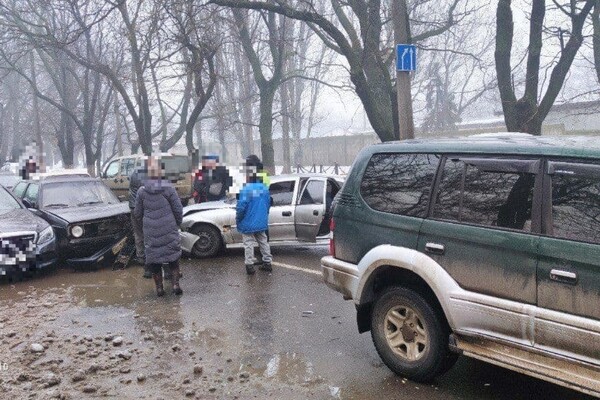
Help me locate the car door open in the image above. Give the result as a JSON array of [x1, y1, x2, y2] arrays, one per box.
[[295, 178, 326, 242]]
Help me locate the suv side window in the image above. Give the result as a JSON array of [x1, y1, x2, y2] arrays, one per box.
[[360, 153, 439, 217], [269, 181, 296, 206], [548, 161, 600, 243], [434, 157, 536, 231]]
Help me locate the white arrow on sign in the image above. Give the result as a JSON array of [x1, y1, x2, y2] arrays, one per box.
[[401, 47, 409, 71]]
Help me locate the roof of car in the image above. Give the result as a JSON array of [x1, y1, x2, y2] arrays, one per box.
[[23, 175, 100, 184], [368, 134, 600, 159], [270, 173, 344, 182]]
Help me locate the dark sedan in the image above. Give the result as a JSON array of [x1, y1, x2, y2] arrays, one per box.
[[0, 185, 56, 279], [12, 175, 131, 269]]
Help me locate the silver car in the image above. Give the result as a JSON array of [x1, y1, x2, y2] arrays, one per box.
[[180, 174, 343, 257]]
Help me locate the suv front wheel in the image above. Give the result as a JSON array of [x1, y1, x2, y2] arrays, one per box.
[[371, 286, 456, 382]]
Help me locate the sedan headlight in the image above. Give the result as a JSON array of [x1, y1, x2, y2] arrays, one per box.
[[70, 225, 84, 238], [37, 226, 54, 244]]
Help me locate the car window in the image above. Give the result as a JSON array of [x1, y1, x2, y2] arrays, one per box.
[[360, 153, 440, 217], [12, 181, 28, 198], [120, 158, 136, 177], [300, 180, 324, 205], [549, 162, 600, 243], [105, 160, 120, 178], [0, 187, 21, 212], [269, 181, 296, 206], [24, 183, 39, 205], [434, 158, 536, 231], [160, 156, 190, 183], [161, 156, 190, 174]]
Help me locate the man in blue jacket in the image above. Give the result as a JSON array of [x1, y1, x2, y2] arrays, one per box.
[[236, 155, 272, 275]]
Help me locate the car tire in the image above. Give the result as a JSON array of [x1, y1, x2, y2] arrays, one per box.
[[370, 286, 453, 382], [190, 224, 222, 258]]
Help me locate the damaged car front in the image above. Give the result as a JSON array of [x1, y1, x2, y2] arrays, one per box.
[[0, 185, 56, 279], [14, 176, 131, 269]]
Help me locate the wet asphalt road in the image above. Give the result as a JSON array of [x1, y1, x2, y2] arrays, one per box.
[[0, 243, 594, 399]]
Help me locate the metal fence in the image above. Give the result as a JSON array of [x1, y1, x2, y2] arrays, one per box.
[[293, 163, 349, 175]]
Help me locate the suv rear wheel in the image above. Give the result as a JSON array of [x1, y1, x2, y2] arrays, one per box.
[[371, 286, 456, 382]]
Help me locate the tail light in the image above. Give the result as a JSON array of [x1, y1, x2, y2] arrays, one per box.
[[329, 217, 336, 257]]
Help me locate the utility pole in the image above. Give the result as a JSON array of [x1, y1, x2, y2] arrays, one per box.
[[392, 0, 415, 140]]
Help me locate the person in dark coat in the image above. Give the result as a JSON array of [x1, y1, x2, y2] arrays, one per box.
[[134, 157, 183, 296], [193, 155, 232, 203], [129, 163, 148, 275]]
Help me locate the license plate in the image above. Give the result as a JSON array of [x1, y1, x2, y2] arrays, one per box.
[[112, 237, 127, 255]]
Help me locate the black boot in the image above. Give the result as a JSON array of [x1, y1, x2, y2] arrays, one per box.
[[152, 273, 165, 297], [171, 265, 183, 296], [245, 264, 256, 275], [260, 262, 272, 272]]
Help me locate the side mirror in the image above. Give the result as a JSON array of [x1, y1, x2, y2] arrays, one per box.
[[22, 198, 34, 209]]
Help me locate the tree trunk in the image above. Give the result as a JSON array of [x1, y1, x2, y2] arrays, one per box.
[[30, 53, 44, 170], [114, 94, 123, 156], [595, 1, 600, 85], [0, 104, 5, 163], [280, 83, 291, 173], [259, 86, 276, 173], [57, 110, 75, 168]]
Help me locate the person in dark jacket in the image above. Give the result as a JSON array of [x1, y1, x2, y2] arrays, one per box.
[[129, 163, 148, 275], [236, 155, 272, 275], [193, 155, 232, 203], [134, 157, 184, 296]]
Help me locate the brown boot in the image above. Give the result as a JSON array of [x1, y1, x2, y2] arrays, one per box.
[[152, 273, 165, 297], [170, 265, 183, 296]]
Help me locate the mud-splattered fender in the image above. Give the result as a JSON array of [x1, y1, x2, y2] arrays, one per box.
[[354, 244, 463, 330]]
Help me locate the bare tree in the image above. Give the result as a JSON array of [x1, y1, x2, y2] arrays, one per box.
[[211, 0, 469, 142], [159, 1, 219, 153], [496, 0, 595, 135], [231, 8, 286, 172]]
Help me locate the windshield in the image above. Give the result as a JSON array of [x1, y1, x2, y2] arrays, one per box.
[[42, 180, 119, 208], [0, 187, 21, 213], [0, 175, 18, 188]]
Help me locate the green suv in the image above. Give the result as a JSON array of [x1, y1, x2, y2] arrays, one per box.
[[321, 134, 600, 396]]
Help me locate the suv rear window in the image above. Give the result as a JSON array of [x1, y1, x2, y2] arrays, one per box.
[[549, 161, 600, 243], [433, 157, 536, 231], [360, 153, 439, 217], [162, 156, 190, 174]]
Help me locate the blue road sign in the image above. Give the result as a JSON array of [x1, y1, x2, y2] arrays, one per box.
[[396, 44, 416, 72]]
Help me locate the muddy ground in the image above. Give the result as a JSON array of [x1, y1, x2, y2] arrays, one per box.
[[0, 245, 593, 400]]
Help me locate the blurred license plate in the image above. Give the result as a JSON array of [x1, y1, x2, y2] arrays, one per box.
[[112, 237, 127, 255]]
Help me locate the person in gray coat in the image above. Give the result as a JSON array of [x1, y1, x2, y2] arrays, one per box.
[[134, 157, 183, 296]]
